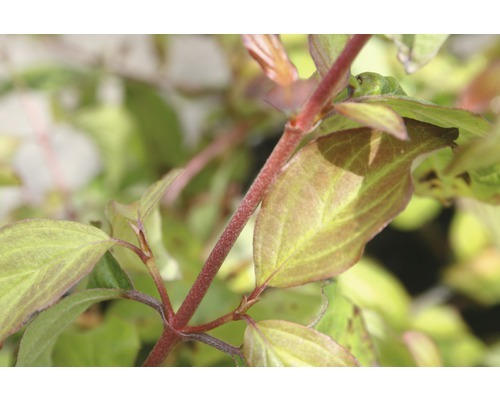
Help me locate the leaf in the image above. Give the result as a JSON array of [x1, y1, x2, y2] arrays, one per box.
[[333, 101, 408, 140], [359, 96, 490, 144], [388, 34, 449, 74], [87, 251, 134, 290], [242, 319, 358, 366], [139, 169, 182, 220], [52, 314, 140, 366], [0, 219, 115, 342], [16, 288, 122, 366], [411, 305, 486, 366], [74, 106, 136, 190], [403, 331, 442, 366], [308, 34, 350, 98], [108, 170, 182, 279], [308, 35, 350, 78], [391, 195, 442, 231], [445, 123, 500, 176], [315, 282, 377, 366], [125, 81, 186, 169], [242, 34, 298, 87], [354, 96, 497, 203], [337, 258, 411, 330], [253, 119, 457, 288], [444, 248, 500, 306]]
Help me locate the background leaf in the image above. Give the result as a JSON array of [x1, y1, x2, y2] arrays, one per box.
[[0, 219, 115, 342], [16, 288, 122, 366], [403, 330, 442, 366], [242, 319, 358, 367], [315, 281, 378, 366], [253, 119, 457, 288], [388, 34, 449, 74], [52, 314, 140, 366]]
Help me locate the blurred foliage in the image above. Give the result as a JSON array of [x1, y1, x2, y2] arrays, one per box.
[[0, 34, 499, 366]]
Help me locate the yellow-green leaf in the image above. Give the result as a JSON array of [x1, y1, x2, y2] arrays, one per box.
[[333, 102, 408, 140], [338, 258, 411, 330], [242, 319, 358, 367], [315, 282, 377, 366], [16, 288, 122, 366], [253, 119, 457, 288], [403, 330, 442, 366], [0, 219, 115, 342]]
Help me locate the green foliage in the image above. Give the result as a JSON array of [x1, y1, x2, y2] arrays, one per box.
[[16, 289, 123, 366], [52, 314, 140, 366], [315, 282, 377, 366], [87, 251, 134, 290], [0, 219, 114, 342], [253, 119, 456, 288], [388, 35, 449, 74], [0, 34, 498, 368], [242, 319, 359, 366]]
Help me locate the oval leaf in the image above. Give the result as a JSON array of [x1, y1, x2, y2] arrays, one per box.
[[16, 288, 122, 366], [333, 102, 408, 140], [243, 319, 358, 366], [242, 34, 298, 87], [0, 219, 115, 342], [253, 119, 457, 288]]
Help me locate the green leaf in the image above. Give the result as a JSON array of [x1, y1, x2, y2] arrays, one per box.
[[74, 106, 136, 190], [359, 96, 490, 144], [139, 169, 181, 220], [308, 34, 350, 97], [108, 170, 182, 279], [52, 314, 140, 366], [411, 305, 485, 366], [354, 96, 497, 203], [309, 35, 349, 78], [87, 251, 134, 290], [391, 195, 442, 231], [253, 119, 457, 288], [315, 282, 378, 366], [388, 34, 449, 74], [444, 122, 500, 176], [337, 258, 411, 330], [242, 319, 358, 366], [16, 288, 122, 366], [444, 248, 500, 306], [125, 81, 186, 169], [333, 101, 408, 140], [0, 219, 115, 342], [403, 331, 442, 366]]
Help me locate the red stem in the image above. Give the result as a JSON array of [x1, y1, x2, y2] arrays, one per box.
[[143, 34, 372, 366]]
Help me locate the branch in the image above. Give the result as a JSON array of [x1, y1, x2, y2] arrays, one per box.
[[163, 123, 249, 205], [143, 34, 372, 366]]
